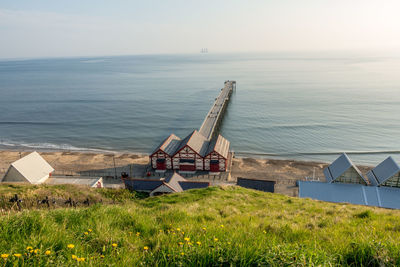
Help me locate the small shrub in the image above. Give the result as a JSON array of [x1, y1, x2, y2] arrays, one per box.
[[354, 210, 373, 219]]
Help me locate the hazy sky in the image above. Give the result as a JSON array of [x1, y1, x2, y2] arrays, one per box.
[[1, 0, 399, 59]]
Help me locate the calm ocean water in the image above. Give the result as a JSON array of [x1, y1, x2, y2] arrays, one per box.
[[0, 52, 399, 165]]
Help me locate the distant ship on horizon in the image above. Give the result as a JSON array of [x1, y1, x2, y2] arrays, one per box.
[[200, 48, 208, 53]]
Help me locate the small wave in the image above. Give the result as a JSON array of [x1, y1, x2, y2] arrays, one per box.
[[0, 121, 64, 126], [0, 140, 115, 153], [80, 59, 106, 63]]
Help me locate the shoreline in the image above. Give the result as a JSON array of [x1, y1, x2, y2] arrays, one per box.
[[0, 146, 368, 166], [0, 149, 375, 196]]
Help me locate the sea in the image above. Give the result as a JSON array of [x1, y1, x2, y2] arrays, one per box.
[[0, 52, 399, 165]]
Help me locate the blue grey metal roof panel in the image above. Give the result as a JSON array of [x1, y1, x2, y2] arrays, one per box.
[[124, 179, 163, 191], [237, 178, 275, 193], [299, 181, 400, 209], [299, 181, 366, 205], [178, 181, 209, 190], [323, 153, 367, 184], [366, 157, 400, 186]]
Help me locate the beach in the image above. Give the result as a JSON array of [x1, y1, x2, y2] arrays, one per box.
[[0, 150, 374, 196]]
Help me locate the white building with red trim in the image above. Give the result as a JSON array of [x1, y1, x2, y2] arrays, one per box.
[[150, 130, 230, 173], [149, 134, 181, 171]]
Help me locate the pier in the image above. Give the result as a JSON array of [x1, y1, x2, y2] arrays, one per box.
[[199, 80, 236, 140]]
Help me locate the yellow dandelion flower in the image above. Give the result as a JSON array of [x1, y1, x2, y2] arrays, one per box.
[[202, 227, 206, 231], [176, 228, 181, 231], [181, 231, 185, 235], [77, 257, 85, 262], [227, 241, 231, 245], [220, 224, 224, 228], [112, 243, 118, 248], [196, 241, 201, 245], [13, 254, 22, 258], [1, 254, 9, 259], [71, 255, 77, 260], [214, 238, 219, 242], [188, 242, 193, 246], [29, 250, 33, 253], [100, 255, 105, 258], [180, 252, 185, 256], [143, 246, 149, 251], [26, 246, 33, 250], [84, 232, 88, 235], [159, 230, 163, 233], [88, 229, 92, 232], [184, 237, 190, 242], [178, 242, 183, 246], [45, 250, 51, 255], [136, 232, 140, 236], [263, 230, 267, 234], [33, 249, 39, 254], [67, 244, 75, 249]]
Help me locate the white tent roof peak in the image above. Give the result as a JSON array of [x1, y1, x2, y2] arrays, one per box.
[[323, 153, 367, 184], [4, 151, 54, 184], [367, 156, 400, 186]]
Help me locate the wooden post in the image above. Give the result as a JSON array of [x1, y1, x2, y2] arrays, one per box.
[[113, 154, 117, 179]]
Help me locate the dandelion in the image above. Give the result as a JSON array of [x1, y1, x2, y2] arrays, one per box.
[[88, 229, 92, 232], [112, 243, 118, 248], [1, 254, 9, 259], [202, 227, 206, 231], [184, 237, 190, 242], [178, 242, 183, 246], [176, 228, 181, 231], [67, 244, 75, 249], [34, 249, 40, 254], [188, 242, 193, 246], [71, 255, 77, 260], [26, 246, 33, 250], [100, 255, 105, 258], [84, 232, 88, 235], [196, 241, 201, 245], [45, 250, 51, 255], [143, 246, 149, 251], [263, 230, 267, 234], [180, 252, 185, 256], [77, 257, 85, 262], [13, 254, 22, 258], [136, 232, 140, 236], [220, 224, 224, 228], [159, 230, 163, 233], [181, 231, 185, 235], [214, 238, 219, 242]]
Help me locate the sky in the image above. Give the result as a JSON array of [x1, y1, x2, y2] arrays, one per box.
[[0, 0, 400, 59]]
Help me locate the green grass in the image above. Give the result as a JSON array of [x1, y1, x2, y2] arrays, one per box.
[[1, 185, 400, 266]]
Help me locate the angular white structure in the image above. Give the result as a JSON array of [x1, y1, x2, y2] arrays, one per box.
[[367, 157, 400, 187], [1, 151, 54, 184], [323, 153, 368, 185]]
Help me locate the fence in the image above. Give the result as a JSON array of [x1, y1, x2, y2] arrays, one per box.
[[0, 194, 113, 214]]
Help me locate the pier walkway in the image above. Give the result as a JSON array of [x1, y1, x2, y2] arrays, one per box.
[[199, 81, 236, 140]]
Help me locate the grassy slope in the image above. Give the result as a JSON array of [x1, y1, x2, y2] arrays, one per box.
[[0, 185, 400, 266]]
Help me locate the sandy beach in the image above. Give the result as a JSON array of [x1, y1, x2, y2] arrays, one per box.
[[0, 150, 373, 196]]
